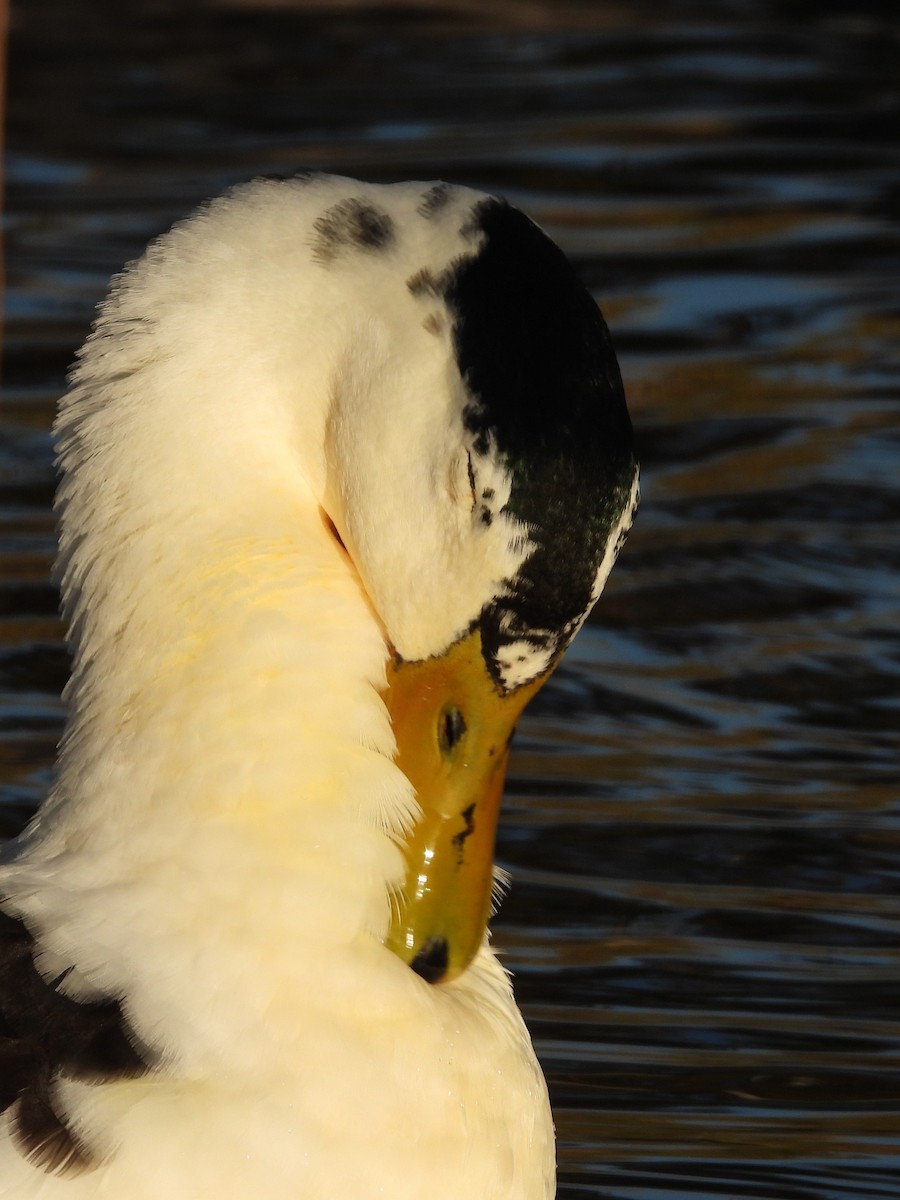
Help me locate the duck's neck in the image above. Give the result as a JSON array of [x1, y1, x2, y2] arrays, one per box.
[[13, 362, 412, 1061]]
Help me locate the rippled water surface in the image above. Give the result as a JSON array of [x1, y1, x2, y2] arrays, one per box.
[[3, 2, 900, 1196]]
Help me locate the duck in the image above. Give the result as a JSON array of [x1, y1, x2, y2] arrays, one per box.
[[0, 174, 638, 1200]]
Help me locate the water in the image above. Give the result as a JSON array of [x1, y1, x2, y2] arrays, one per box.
[[3, 2, 900, 1196]]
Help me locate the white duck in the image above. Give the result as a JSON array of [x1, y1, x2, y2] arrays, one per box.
[[0, 175, 638, 1200]]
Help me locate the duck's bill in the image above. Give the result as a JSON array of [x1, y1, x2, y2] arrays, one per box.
[[382, 628, 546, 984]]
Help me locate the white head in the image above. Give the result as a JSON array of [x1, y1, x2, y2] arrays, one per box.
[[59, 175, 638, 700]]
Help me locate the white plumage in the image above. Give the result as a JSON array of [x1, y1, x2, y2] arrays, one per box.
[[0, 175, 637, 1199]]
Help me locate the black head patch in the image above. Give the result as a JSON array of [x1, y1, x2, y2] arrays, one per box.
[[312, 197, 395, 264], [441, 199, 637, 689]]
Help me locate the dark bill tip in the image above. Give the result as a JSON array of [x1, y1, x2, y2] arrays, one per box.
[[409, 937, 450, 984]]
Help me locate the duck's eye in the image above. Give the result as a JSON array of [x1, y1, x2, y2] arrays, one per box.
[[438, 705, 467, 756]]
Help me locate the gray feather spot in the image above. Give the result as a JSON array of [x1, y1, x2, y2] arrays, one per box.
[[418, 182, 453, 218], [406, 268, 440, 297], [312, 198, 395, 264]]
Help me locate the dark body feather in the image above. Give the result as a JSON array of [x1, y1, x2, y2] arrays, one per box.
[[0, 907, 148, 1176]]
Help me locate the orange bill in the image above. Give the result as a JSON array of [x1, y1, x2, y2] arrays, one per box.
[[382, 628, 547, 984]]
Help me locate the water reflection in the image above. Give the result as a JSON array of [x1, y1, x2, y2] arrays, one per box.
[[3, 1, 900, 1197]]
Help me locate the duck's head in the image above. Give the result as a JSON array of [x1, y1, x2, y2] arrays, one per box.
[[62, 175, 637, 986], [308, 182, 639, 983]]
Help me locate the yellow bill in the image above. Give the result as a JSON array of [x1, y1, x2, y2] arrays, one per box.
[[382, 628, 547, 984]]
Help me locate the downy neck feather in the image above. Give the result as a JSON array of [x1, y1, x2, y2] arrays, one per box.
[[6, 177, 526, 1056]]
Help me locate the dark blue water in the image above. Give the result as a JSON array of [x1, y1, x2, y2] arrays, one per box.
[[3, 3, 900, 1196]]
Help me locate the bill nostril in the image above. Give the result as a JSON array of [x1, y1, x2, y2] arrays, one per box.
[[438, 706, 467, 756]]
